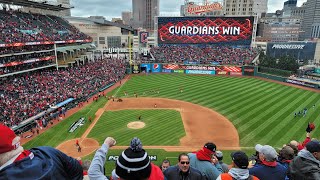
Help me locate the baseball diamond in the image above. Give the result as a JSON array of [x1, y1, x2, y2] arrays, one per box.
[[21, 73, 320, 176]]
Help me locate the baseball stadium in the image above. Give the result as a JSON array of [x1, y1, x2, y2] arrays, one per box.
[[1, 0, 320, 179]]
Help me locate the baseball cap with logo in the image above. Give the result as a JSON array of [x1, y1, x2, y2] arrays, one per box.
[[231, 151, 249, 169], [255, 144, 278, 162], [204, 142, 216, 152], [0, 124, 20, 154]]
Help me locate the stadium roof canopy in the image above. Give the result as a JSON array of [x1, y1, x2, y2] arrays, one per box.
[[65, 16, 136, 32], [0, 0, 72, 11], [56, 44, 94, 53], [97, 20, 135, 32]]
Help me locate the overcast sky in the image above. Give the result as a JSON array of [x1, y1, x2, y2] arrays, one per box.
[[70, 0, 307, 20]]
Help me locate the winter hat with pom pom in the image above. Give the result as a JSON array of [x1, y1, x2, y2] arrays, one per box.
[[116, 137, 151, 180]]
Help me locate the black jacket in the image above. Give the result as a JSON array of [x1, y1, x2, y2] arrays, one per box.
[[164, 165, 204, 180], [288, 149, 320, 180]]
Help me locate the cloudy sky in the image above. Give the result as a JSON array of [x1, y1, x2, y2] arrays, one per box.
[[70, 0, 307, 20]]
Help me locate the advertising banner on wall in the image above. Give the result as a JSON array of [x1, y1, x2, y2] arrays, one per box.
[[217, 71, 228, 75], [158, 16, 254, 45], [173, 70, 185, 73], [184, 61, 200, 65], [216, 66, 242, 75], [140, 64, 151, 72], [230, 72, 243, 76], [162, 69, 172, 73], [152, 63, 162, 73], [286, 78, 319, 89], [163, 64, 216, 70], [0, 55, 56, 68], [185, 70, 216, 75], [163, 64, 180, 70], [131, 64, 140, 74], [0, 39, 92, 48], [266, 42, 316, 60], [243, 66, 255, 76]]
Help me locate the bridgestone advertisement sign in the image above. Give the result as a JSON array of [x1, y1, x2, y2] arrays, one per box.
[[286, 79, 318, 89], [266, 42, 316, 60]]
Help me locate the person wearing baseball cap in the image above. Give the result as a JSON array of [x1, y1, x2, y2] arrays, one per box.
[[215, 151, 229, 173], [289, 140, 320, 179], [0, 124, 83, 179], [217, 151, 259, 180], [249, 144, 286, 180], [187, 142, 223, 180]]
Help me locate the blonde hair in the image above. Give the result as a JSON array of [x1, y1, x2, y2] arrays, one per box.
[[290, 140, 299, 147]]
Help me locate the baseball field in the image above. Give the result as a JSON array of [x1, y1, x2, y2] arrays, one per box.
[[23, 74, 320, 174]]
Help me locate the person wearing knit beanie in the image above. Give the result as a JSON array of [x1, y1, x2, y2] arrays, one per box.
[[116, 137, 164, 180], [88, 137, 164, 180], [0, 124, 83, 179]]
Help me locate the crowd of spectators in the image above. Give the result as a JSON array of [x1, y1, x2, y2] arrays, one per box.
[[0, 60, 55, 75], [0, 9, 91, 44], [0, 118, 319, 179], [0, 45, 54, 55], [0, 49, 56, 75], [0, 51, 54, 64], [150, 45, 259, 65], [87, 127, 320, 180], [0, 58, 126, 127]]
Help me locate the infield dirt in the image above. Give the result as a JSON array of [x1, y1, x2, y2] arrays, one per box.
[[56, 98, 239, 157]]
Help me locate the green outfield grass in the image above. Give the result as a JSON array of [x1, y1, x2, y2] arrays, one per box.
[[117, 74, 320, 148], [88, 109, 185, 145]]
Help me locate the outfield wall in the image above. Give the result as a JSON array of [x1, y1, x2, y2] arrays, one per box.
[[136, 63, 320, 90], [139, 63, 243, 76]]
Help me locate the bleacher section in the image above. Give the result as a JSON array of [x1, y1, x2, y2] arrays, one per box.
[[150, 45, 260, 65], [0, 9, 91, 44], [0, 9, 93, 76]]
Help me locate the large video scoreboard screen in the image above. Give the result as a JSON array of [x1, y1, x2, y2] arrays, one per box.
[[158, 17, 254, 45]]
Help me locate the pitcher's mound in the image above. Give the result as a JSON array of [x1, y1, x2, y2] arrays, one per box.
[[127, 121, 145, 129]]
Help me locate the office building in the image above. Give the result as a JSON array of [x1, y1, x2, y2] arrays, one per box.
[[132, 0, 159, 30]]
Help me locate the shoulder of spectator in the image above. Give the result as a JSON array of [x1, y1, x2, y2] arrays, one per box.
[[190, 166, 202, 175]]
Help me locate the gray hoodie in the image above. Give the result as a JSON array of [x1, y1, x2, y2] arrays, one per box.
[[216, 168, 249, 180], [289, 149, 320, 180]]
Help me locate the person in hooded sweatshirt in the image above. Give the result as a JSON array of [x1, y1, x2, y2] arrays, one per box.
[[249, 144, 286, 180], [188, 142, 223, 180], [288, 140, 320, 179], [0, 124, 83, 180], [216, 151, 259, 180]]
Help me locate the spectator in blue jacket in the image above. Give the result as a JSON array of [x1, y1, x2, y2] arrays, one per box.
[[249, 144, 287, 180], [0, 124, 83, 180], [188, 142, 223, 180]]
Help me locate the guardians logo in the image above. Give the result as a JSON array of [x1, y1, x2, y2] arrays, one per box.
[[132, 65, 140, 74]]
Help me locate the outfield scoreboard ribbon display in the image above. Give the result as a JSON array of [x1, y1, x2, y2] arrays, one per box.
[[158, 17, 254, 45]]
